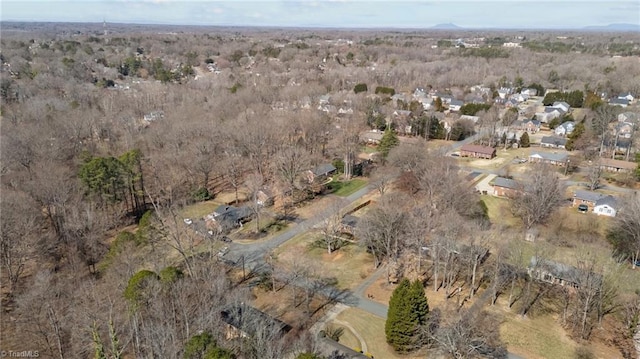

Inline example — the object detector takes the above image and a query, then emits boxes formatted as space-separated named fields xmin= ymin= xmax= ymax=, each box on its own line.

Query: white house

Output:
xmin=536 ymin=107 xmax=563 ymax=123
xmin=618 ymin=112 xmax=638 ymax=123
xmin=617 ymin=92 xmax=635 ymax=102
xmin=449 ymin=99 xmax=464 ymax=112
xmin=593 ymin=196 xmax=617 ymax=217
xmin=554 ymin=121 xmax=575 ymax=137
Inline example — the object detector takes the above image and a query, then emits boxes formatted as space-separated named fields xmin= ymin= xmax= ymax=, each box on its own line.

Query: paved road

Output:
xmin=224 ymin=183 xmax=375 ymax=271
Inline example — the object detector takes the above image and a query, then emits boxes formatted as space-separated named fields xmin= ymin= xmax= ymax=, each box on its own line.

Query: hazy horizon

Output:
xmin=2 ymin=1 xmax=639 ymax=30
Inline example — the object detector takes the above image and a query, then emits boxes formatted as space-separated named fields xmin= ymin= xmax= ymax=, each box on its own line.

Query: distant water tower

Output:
xmin=103 ymin=18 xmax=108 ymax=36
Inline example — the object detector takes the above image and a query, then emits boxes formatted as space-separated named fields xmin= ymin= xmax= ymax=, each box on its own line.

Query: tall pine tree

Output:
xmin=385 ymin=278 xmax=429 ymax=352
xmin=519 ymin=132 xmax=530 ymax=148
xmin=378 ymin=127 xmax=399 ymax=158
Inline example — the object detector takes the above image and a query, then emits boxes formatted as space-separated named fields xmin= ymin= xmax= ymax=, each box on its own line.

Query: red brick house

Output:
xmin=460 ymin=144 xmax=496 ymax=159
xmin=599 ymin=158 xmax=636 ymax=173
xmin=492 ymin=177 xmax=520 ymax=197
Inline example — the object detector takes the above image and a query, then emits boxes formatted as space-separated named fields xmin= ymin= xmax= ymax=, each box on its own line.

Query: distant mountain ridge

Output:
xmin=430 ymin=23 xmax=462 ymax=29
xmin=582 ymin=23 xmax=640 ymax=31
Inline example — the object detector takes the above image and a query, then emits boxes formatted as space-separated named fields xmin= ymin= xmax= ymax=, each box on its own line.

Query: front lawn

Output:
xmin=327 ymin=179 xmax=368 ymax=197
xmin=275 ymin=233 xmax=374 ymax=289
xmin=333 ymin=308 xmax=423 ymax=359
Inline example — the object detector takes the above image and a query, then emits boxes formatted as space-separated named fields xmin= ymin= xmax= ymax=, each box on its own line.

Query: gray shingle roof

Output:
xmin=540 ymin=136 xmax=567 ymax=147
xmin=312 ymin=163 xmax=337 ymax=177
xmin=493 ymin=177 xmax=519 ymax=189
xmin=574 ymin=190 xmax=605 ymax=203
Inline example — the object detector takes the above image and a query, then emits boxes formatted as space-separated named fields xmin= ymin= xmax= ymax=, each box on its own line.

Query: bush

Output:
xmin=159 ymin=266 xmax=183 ymax=285
xmin=192 ymin=187 xmax=211 ymax=202
xmin=374 ymin=86 xmax=395 ymax=96
xmin=354 ymin=83 xmax=368 ymax=94
xmin=123 ymin=270 xmax=159 ymax=306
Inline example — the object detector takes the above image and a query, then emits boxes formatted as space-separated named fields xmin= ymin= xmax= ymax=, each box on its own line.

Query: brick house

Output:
xmin=460 ymin=144 xmax=496 ymax=159
xmin=599 ymin=158 xmax=637 ymax=173
xmin=492 ymin=177 xmax=520 ymax=197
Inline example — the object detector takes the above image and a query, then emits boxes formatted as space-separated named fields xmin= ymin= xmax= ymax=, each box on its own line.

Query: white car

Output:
xmin=183 ymin=218 xmax=193 ymax=225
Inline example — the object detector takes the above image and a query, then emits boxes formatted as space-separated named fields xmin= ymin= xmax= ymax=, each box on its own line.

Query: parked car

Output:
xmin=183 ymin=218 xmax=193 ymax=225
xmin=577 ymin=204 xmax=589 ymax=213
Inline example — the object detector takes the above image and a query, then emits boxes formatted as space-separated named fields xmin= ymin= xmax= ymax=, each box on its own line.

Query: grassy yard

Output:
xmin=333 ymin=308 xmax=423 ymax=359
xmin=179 ymin=200 xmax=224 ymax=219
xmin=327 ymin=178 xmax=368 ymax=197
xmin=497 ymin=310 xmax=577 ymax=359
xmin=275 ymin=233 xmax=374 ymax=289
xmin=480 ymin=195 xmax=521 ymax=228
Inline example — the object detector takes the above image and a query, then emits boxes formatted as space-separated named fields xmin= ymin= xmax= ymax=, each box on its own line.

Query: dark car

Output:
xmin=577 ymin=204 xmax=589 ymax=213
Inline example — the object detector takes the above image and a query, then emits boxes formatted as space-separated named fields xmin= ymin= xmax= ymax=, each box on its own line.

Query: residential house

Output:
xmin=540 ymin=136 xmax=567 ymax=149
xmin=439 ymin=94 xmax=453 ymax=104
xmin=221 ymin=304 xmax=291 ymax=341
xmin=391 ymin=93 xmax=410 ymax=105
xmin=413 ymin=87 xmax=427 ymax=99
xmin=554 ymin=121 xmax=575 ymax=137
xmin=599 ymin=158 xmax=637 ymax=173
xmin=449 ymin=99 xmax=464 ymax=112
xmin=552 ymin=101 xmax=571 ymax=113
xmin=536 ymin=107 xmax=563 ymax=123
xmin=318 ymin=94 xmax=331 ymax=105
xmin=528 ymin=257 xmax=602 ymax=289
xmin=522 ymin=119 xmax=541 ymax=133
xmin=513 ymin=93 xmax=529 ymax=102
xmin=521 ymin=88 xmax=538 ymax=96
xmin=594 ymin=196 xmax=617 ymax=217
xmin=306 ymin=163 xmax=337 ymax=183
xmin=505 ymin=98 xmax=519 ymax=108
xmin=497 ymin=87 xmax=512 ymax=99
xmin=418 ymin=96 xmax=434 ymax=110
xmin=207 ymin=205 xmax=253 ymax=231
xmin=617 ymin=92 xmax=635 ymax=102
xmin=572 ymin=190 xmax=617 ymax=216
xmin=360 ymin=131 xmax=383 ymax=144
xmin=492 ymin=177 xmax=520 ymax=197
xmin=460 ymin=144 xmax=496 ymax=159
xmin=618 ymin=112 xmax=638 ymax=123
xmin=613 ymin=121 xmax=634 ymax=139
xmin=528 ymin=151 xmax=568 ymax=166
xmin=610 ymin=98 xmax=630 ymax=107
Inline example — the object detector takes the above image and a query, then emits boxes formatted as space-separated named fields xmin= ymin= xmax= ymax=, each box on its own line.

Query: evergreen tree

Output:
xmin=385 ymin=278 xmax=430 ymax=352
xmin=519 ymin=132 xmax=530 ymax=148
xmin=378 ymin=127 xmax=399 ymax=158
xmin=407 ymin=280 xmax=429 ymax=326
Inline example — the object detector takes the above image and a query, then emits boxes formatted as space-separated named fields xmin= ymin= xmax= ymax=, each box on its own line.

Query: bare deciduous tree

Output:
xmin=511 ymin=164 xmax=565 ymax=229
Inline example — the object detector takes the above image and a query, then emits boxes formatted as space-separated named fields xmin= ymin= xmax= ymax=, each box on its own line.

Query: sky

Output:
xmin=1 ymin=0 xmax=639 ymax=29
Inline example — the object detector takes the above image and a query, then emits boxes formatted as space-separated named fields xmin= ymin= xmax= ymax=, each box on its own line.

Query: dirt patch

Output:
xmin=322 ymin=251 xmax=345 ymax=262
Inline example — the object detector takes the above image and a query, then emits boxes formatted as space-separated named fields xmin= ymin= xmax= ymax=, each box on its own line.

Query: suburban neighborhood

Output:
xmin=1 ymin=17 xmax=640 ymax=359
